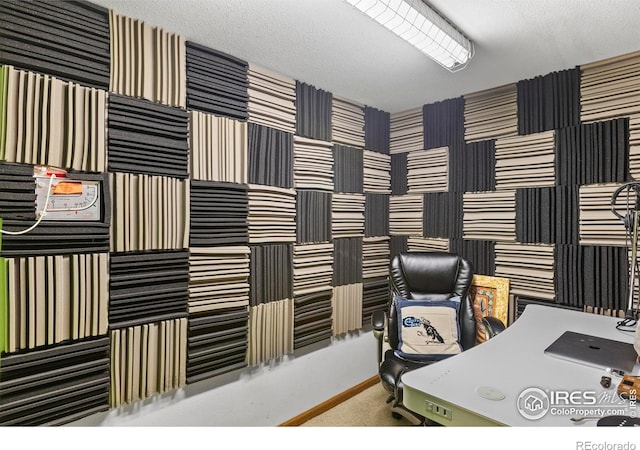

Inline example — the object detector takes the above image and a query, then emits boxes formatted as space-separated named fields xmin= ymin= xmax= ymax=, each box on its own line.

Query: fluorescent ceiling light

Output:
xmin=345 ymin=0 xmax=474 ymax=72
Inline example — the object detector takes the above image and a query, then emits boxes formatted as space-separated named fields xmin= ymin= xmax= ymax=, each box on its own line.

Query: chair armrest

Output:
xmin=371 ymin=310 xmax=387 ymax=332
xmin=482 ymin=316 xmax=506 ymax=339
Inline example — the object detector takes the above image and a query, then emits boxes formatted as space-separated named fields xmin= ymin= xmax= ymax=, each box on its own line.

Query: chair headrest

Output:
xmin=390 ymin=252 xmax=473 ymax=299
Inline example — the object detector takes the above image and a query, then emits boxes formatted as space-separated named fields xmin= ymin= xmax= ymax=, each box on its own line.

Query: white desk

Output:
xmin=401 ymin=304 xmax=640 ymax=426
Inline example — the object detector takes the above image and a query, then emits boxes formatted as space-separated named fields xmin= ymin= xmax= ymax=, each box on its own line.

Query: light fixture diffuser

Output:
xmin=345 ymin=0 xmax=474 ymax=72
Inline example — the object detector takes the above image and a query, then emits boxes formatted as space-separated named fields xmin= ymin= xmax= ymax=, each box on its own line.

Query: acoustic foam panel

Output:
xmin=391 ymin=153 xmax=408 ymax=195
xmin=0 ymin=65 xmax=106 ymax=172
xmin=110 ymin=172 xmax=188 ymax=252
xmin=407 ymin=237 xmax=449 ymax=252
xmin=331 ymin=96 xmax=365 ymax=148
xmin=1 ymin=169 xmax=111 ymax=257
xmin=185 ymin=41 xmax=248 ymax=120
xmin=247 ymin=299 xmax=293 ymax=367
xmin=189 ymin=111 xmax=248 ymax=184
xmin=109 ymin=250 xmax=189 ymax=329
xmin=110 ymin=318 xmax=187 ymax=407
xmin=495 ymin=242 xmax=555 ymax=301
xmin=189 ymin=180 xmax=248 ymax=247
xmin=333 ymin=144 xmax=363 ymax=194
xmin=247 ymin=64 xmax=296 ymax=134
xmin=293 ymin=136 xmax=334 ymax=191
xmin=389 ymin=194 xmax=423 ymax=236
xmin=187 ymin=307 xmax=249 ymax=383
xmin=362 ymin=236 xmax=389 ymax=280
xmin=0 ymin=0 xmax=110 ymax=89
xmin=448 ymin=141 xmax=496 ymax=194
xmin=362 ymin=278 xmax=389 ymax=328
xmin=581 ymin=50 xmax=640 ymax=123
xmin=109 ymin=11 xmax=186 ymax=108
xmin=248 ymin=122 xmax=293 ymax=188
xmin=293 ymin=243 xmax=333 ymax=297
xmin=331 ymin=283 xmax=363 ymax=335
xmin=578 ymin=182 xmax=634 ymax=246
xmin=517 ymin=67 xmax=581 ymax=135
xmin=332 ymin=193 xmax=365 ymax=239
xmin=464 ymin=84 xmax=518 ymax=143
xmin=423 ymin=192 xmax=463 ymax=239
xmin=107 ymin=94 xmax=189 ymax=179
xmin=463 ymin=190 xmax=516 ymax=241
xmin=516 ymin=186 xmax=579 ymax=245
xmin=390 ymin=107 xmax=423 ymax=154
xmin=407 ymin=147 xmax=448 ymax=193
xmin=364 ymin=106 xmax=390 ymax=154
xmin=629 ymin=114 xmax=640 ymax=180
xmin=333 ymin=237 xmax=362 ymax=286
xmin=365 ymin=193 xmax=389 ymax=237
xmin=555 ymin=244 xmax=628 ymax=312
xmin=295 ymin=81 xmax=332 ymax=142
xmin=363 ymin=149 xmax=391 ymax=194
xmin=0 ymin=162 xmax=35 ymax=222
xmin=296 ymin=190 xmax=332 ymax=244
xmin=188 ymin=246 xmax=250 ymax=314
xmin=3 ymin=253 xmax=108 ymax=354
xmin=423 ymin=97 xmax=465 ymax=149
xmin=449 ymin=239 xmax=495 ymax=277
xmin=389 ymin=235 xmax=408 ymax=261
xmin=247 ymin=298 xmax=293 ymax=366
xmin=0 ymin=336 xmax=110 ymax=426
xmin=250 ymin=244 xmax=293 ymax=306
xmin=555 ymin=118 xmax=630 ymax=186
xmin=495 ymin=131 xmax=555 ymax=189
xmin=294 ymin=289 xmax=333 ymax=350
xmin=247 ymin=185 xmax=296 ymax=243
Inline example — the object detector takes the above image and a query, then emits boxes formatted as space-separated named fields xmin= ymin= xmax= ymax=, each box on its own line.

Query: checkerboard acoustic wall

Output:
xmin=390 ymin=49 xmax=640 ymax=319
xmin=3 ymin=0 xmax=640 ymax=426
xmin=0 ymin=1 xmax=390 ymax=424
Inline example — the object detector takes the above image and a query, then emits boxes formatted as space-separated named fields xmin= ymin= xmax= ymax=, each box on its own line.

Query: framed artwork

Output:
xmin=469 ymin=274 xmax=510 ymax=344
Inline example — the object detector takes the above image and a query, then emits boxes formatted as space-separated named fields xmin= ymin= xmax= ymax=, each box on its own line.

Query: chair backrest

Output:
xmin=388 ymin=252 xmax=477 ymax=352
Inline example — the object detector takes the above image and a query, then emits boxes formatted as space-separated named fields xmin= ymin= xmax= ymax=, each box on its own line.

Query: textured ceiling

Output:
xmin=92 ymin=0 xmax=640 ymax=113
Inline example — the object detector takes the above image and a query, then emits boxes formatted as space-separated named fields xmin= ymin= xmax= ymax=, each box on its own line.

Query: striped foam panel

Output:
xmin=365 ymin=193 xmax=389 ymax=237
xmin=389 ymin=194 xmax=423 ymax=236
xmin=448 ymin=141 xmax=495 ymax=193
xmin=362 ymin=236 xmax=389 ymax=280
xmin=295 ymin=81 xmax=332 ymax=142
xmin=331 ymin=283 xmax=363 ymax=335
xmin=109 ymin=250 xmax=189 ymax=328
xmin=423 ymin=192 xmax=463 ymax=239
xmin=107 ymin=94 xmax=189 ymax=179
xmin=407 ymin=147 xmax=448 ymax=193
xmin=449 ymin=239 xmax=496 ymax=277
xmin=363 ymin=150 xmax=391 ymax=194
xmin=391 ymin=153 xmax=408 ymax=195
xmin=0 ymin=336 xmax=110 ymax=426
xmin=189 ymin=180 xmax=248 ymax=247
xmin=333 ymin=144 xmax=364 ymax=193
xmin=247 ymin=185 xmax=296 ymax=244
xmin=423 ymin=97 xmax=465 ymax=149
xmin=248 ymin=122 xmax=293 ymax=188
xmin=296 ymin=190 xmax=332 ymax=244
xmin=185 ymin=41 xmax=248 ymax=120
xmin=495 ymin=131 xmax=555 ymax=189
xmin=516 ymin=186 xmax=579 ymax=245
xmin=463 ymin=190 xmax=516 ymax=241
xmin=0 ymin=0 xmax=110 ymax=89
xmin=333 ymin=237 xmax=362 ymax=287
xmin=495 ymin=242 xmax=556 ymax=301
xmin=293 ymin=136 xmax=334 ymax=191
xmin=332 ymin=96 xmax=365 ymax=148
xmin=390 ymin=107 xmax=423 ymax=154
xmin=407 ymin=237 xmax=449 ymax=252
xmin=364 ymin=106 xmax=390 ymax=154
xmin=362 ymin=277 xmax=389 ymax=327
xmin=247 ymin=64 xmax=296 ymax=134
xmin=332 ymin=193 xmax=365 ymax=239
xmin=464 ymin=84 xmax=518 ymax=143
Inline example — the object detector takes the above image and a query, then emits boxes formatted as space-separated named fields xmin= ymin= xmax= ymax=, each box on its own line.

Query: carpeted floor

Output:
xmin=299 ymin=383 xmax=414 ymax=427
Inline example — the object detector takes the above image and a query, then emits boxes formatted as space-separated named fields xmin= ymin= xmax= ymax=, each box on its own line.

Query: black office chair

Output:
xmin=371 ymin=251 xmax=505 ymax=425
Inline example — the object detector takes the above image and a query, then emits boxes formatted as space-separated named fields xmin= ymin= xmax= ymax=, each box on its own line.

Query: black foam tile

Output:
xmin=186 ymin=41 xmax=249 ymax=120
xmin=107 ymin=94 xmax=189 ymax=178
xmin=109 ymin=250 xmax=189 ymax=328
xmin=0 ymin=0 xmax=110 ymax=89
xmin=189 ymin=181 xmax=249 ymax=247
xmin=296 ymin=81 xmax=332 ymax=142
xmin=248 ymin=123 xmax=293 ymax=188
